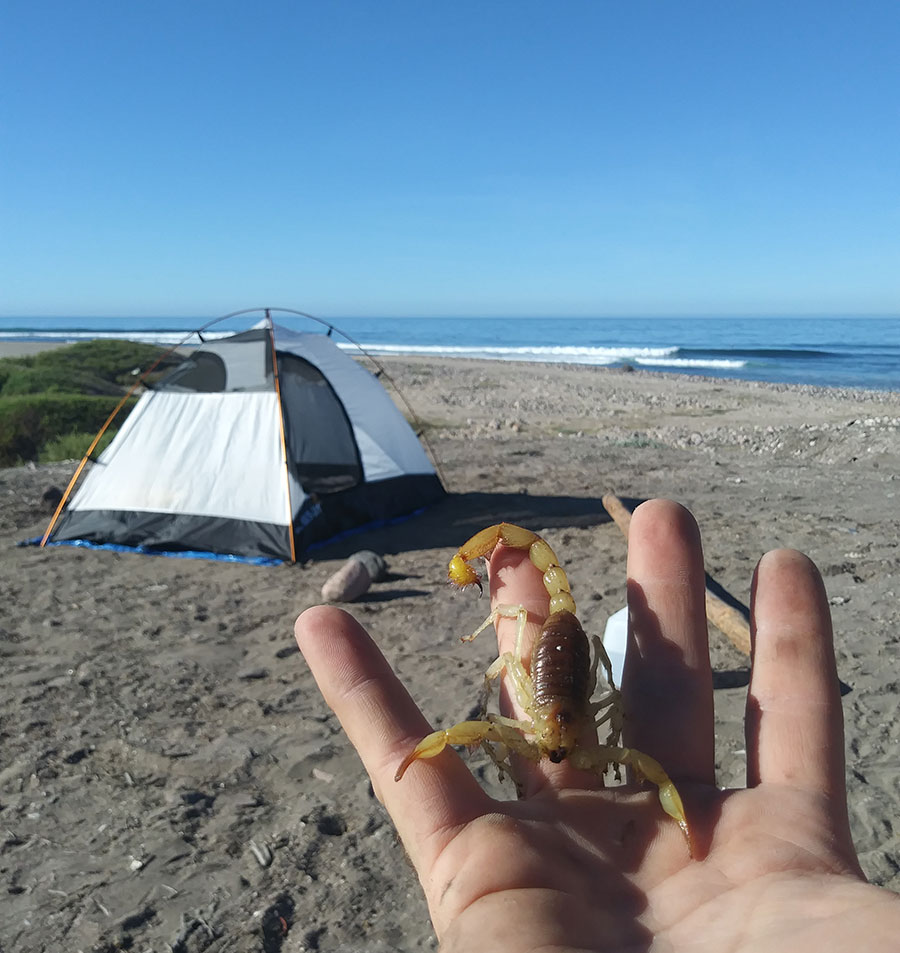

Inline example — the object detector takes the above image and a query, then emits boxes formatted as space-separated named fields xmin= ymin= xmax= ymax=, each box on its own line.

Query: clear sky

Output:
xmin=2 ymin=0 xmax=898 ymax=318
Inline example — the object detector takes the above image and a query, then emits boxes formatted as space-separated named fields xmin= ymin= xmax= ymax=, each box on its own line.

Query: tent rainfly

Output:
xmin=44 ymin=323 xmax=445 ymax=561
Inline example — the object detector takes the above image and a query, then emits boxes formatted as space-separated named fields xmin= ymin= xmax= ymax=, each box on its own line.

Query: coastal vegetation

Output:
xmin=0 ymin=340 xmax=175 ymax=466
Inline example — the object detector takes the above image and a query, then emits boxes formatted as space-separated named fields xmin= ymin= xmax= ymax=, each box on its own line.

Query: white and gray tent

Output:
xmin=45 ymin=321 xmax=445 ymax=561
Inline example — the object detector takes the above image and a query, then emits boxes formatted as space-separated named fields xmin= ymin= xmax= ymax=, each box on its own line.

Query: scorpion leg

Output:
xmin=475 ymin=601 xmax=537 ymax=711
xmin=478 ymin=635 xmax=538 ymax=792
xmin=485 ymin=647 xmax=535 ymax=712
xmin=483 ymin=717 xmax=547 ymax=797
xmin=395 ymin=721 xmax=497 ymax=781
xmin=591 ymin=692 xmax=623 ymax=745
xmin=573 ymin=744 xmax=691 ymax=849
xmin=590 ymin=632 xmax=618 ymax=691
xmin=461 ymin=610 xmax=498 ymax=644
xmin=588 ymin=698 xmax=624 ymax=780
xmin=461 ymin=602 xmax=529 ymax=645
xmin=394 ymin=717 xmax=540 ymax=782
xmin=588 ymin=634 xmax=624 ymax=751
xmin=591 ymin=698 xmax=619 ymax=729
xmin=467 ymin=603 xmax=535 ymax=715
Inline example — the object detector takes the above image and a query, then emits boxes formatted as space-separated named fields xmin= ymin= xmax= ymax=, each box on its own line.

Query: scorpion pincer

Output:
xmin=395 ymin=522 xmax=691 ymax=849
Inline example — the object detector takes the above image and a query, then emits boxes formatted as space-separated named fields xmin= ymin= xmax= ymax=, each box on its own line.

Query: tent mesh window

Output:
xmin=278 ymin=353 xmax=363 ymax=494
xmin=155 ymin=351 xmax=228 ymax=392
xmin=154 ymin=329 xmax=272 ymax=393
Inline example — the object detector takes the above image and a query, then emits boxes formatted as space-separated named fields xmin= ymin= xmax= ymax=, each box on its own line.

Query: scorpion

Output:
xmin=394 ymin=522 xmax=690 ymax=847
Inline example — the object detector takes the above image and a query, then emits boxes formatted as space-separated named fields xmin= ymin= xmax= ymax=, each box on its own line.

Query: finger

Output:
xmin=482 ymin=542 xmax=548 ymax=795
xmin=746 ymin=550 xmax=848 ymax=813
xmin=295 ymin=605 xmax=490 ymax=871
xmin=623 ymin=499 xmax=715 ymax=785
xmin=486 ymin=537 xmax=606 ymax=795
xmin=485 ymin=541 xmax=547 ymax=675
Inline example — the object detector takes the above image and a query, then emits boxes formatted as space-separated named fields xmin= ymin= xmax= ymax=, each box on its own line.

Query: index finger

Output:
xmin=294 ymin=605 xmax=490 ymax=872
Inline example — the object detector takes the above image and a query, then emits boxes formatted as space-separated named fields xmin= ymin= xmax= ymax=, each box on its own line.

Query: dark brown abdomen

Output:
xmin=531 ymin=610 xmax=591 ymax=711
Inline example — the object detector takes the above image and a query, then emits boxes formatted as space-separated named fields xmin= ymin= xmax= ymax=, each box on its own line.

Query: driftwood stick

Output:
xmin=601 ymin=493 xmax=752 ymax=656
xmin=703 ymin=592 xmax=753 ymax=655
xmin=601 ymin=492 xmax=635 ymax=540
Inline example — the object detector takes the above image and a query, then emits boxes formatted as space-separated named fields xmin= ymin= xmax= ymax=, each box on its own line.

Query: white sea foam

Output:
xmin=0 ymin=330 xmax=233 ymax=346
xmin=340 ymin=342 xmax=679 ymax=364
xmin=0 ymin=332 xmax=749 ymax=373
xmin=634 ymin=357 xmax=747 ymax=369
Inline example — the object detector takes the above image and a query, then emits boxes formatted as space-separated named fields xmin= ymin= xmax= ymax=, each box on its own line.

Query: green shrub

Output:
xmin=1 ymin=365 xmax=74 ymax=396
xmin=27 ymin=339 xmax=175 ymax=385
xmin=39 ymin=429 xmax=117 ymax=463
xmin=0 ymin=339 xmax=177 ymax=399
xmin=2 ymin=364 xmax=130 ymax=397
xmin=0 ymin=394 xmax=136 ymax=466
xmin=0 ymin=339 xmax=179 ymax=465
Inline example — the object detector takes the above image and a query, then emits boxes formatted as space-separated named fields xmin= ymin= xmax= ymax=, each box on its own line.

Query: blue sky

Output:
xmin=1 ymin=0 xmax=898 ymax=318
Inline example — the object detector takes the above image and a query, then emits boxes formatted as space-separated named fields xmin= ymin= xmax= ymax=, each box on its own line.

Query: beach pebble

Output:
xmin=321 ymin=551 xmax=386 ymax=602
xmin=321 ymin=558 xmax=371 ymax=602
xmin=350 ymin=550 xmax=387 ymax=581
xmin=249 ymin=840 xmax=273 ymax=868
xmin=238 ymin=667 xmax=270 ymax=680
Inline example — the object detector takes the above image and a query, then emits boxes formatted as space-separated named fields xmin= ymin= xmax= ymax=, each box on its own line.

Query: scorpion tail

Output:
xmin=448 ymin=554 xmax=482 ymax=592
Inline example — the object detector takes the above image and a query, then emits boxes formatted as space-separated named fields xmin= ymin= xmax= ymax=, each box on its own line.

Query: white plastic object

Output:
xmin=602 ymin=606 xmax=628 ymax=687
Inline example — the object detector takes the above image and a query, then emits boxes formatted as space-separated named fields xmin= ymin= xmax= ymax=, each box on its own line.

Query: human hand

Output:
xmin=295 ymin=499 xmax=900 ymax=951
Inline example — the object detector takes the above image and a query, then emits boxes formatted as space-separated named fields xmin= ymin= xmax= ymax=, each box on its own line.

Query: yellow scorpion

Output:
xmin=395 ymin=522 xmax=690 ymax=847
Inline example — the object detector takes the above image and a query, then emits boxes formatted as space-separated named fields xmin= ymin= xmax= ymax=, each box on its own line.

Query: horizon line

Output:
xmin=2 ymin=312 xmax=900 ymax=322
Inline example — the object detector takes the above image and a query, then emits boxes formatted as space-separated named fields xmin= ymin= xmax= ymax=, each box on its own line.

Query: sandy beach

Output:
xmin=2 ymin=355 xmax=899 ymax=951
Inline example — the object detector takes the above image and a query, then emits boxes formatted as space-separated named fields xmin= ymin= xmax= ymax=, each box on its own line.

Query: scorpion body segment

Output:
xmin=531 ymin=610 xmax=592 ymax=709
xmin=397 ymin=522 xmax=691 ymax=851
xmin=530 ymin=610 xmax=592 ymax=763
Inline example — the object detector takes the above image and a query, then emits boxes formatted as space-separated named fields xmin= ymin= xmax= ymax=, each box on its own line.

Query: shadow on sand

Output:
xmin=305 ymin=491 xmax=645 ymax=561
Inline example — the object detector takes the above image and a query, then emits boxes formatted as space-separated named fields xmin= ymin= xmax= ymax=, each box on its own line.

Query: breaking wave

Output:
xmin=342 ymin=342 xmax=680 ymax=365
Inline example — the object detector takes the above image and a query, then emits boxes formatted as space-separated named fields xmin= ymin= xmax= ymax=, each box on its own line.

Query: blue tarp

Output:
xmin=21 ymin=504 xmax=429 ymax=565
xmin=20 ymin=537 xmax=283 ymax=566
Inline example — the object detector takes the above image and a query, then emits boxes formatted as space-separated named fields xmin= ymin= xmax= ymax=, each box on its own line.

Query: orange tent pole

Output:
xmin=267 ymin=313 xmax=297 ymax=563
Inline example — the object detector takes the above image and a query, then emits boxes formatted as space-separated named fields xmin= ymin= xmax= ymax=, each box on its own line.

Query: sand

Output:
xmin=0 ymin=343 xmax=72 ymax=358
xmin=1 ymin=355 xmax=899 ymax=951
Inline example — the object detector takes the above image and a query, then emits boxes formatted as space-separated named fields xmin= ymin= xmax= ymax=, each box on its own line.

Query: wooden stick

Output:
xmin=601 ymin=492 xmax=635 ymax=540
xmin=601 ymin=493 xmax=752 ymax=656
xmin=703 ymin=592 xmax=752 ymax=656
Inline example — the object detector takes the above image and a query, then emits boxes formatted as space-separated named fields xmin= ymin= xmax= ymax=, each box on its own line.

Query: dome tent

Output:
xmin=42 ymin=313 xmax=445 ymax=561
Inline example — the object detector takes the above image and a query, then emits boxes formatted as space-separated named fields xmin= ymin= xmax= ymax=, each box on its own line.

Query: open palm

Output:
xmin=295 ymin=500 xmax=900 ymax=951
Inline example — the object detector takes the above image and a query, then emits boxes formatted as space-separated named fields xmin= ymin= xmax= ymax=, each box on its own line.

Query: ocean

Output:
xmin=1 ymin=314 xmax=898 ymax=392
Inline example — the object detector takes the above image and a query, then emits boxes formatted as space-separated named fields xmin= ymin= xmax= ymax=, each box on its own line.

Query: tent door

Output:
xmin=277 ymin=353 xmax=363 ymax=494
